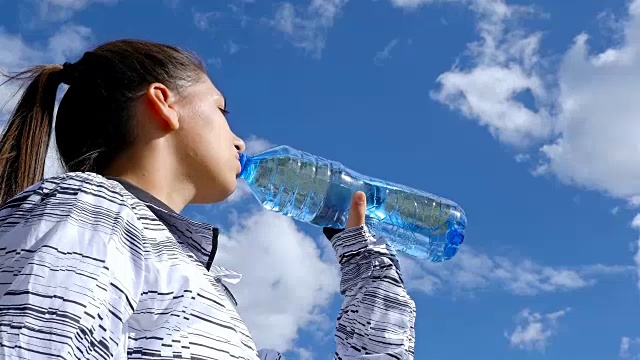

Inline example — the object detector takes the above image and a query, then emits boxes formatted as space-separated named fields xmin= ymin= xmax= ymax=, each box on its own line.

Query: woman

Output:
xmin=0 ymin=39 xmax=416 ymax=359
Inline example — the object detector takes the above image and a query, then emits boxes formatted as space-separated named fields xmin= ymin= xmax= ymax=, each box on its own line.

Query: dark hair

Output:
xmin=0 ymin=39 xmax=205 ymax=204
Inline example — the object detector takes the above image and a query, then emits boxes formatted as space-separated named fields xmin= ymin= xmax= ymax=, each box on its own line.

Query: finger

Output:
xmin=346 ymin=191 xmax=367 ymax=229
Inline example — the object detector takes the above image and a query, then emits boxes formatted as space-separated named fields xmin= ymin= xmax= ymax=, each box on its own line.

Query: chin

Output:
xmin=192 ymin=180 xmax=236 ymax=204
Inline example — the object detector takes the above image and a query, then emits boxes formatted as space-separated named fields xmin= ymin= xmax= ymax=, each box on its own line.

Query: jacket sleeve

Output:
xmin=257 ymin=349 xmax=286 ymax=359
xmin=324 ymin=225 xmax=416 ymax=359
xmin=0 ymin=200 xmax=146 ymax=359
xmin=255 ymin=225 xmax=415 ymax=360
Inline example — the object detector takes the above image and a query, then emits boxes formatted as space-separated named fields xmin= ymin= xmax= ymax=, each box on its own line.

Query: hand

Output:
xmin=346 ymin=191 xmax=367 ymax=229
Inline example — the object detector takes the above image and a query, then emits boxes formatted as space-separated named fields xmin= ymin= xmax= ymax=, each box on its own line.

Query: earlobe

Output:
xmin=146 ymin=83 xmax=180 ymax=131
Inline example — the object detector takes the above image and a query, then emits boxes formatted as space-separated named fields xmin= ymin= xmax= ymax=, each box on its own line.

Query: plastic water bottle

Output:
xmin=238 ymin=145 xmax=467 ymax=262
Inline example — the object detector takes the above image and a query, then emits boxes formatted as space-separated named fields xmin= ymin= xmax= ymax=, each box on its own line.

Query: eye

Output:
xmin=219 ymin=107 xmax=229 ymax=115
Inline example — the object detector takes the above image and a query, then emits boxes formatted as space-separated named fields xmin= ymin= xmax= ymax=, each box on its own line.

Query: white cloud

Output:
xmin=0 ymin=25 xmax=92 ymax=178
xmin=193 ymin=11 xmax=223 ymax=31
xmin=374 ymin=38 xmax=400 ymax=66
xmin=536 ymin=7 xmax=640 ymax=200
xmin=431 ymin=0 xmax=551 ymax=147
xmin=401 ymin=248 xmax=634 ymax=296
xmin=631 ymin=215 xmax=640 ymax=290
xmin=634 ymin=239 xmax=640 ymax=290
xmin=34 ymin=0 xmax=117 ymax=21
xmin=411 ymin=0 xmax=640 ymax=290
xmin=620 ymin=337 xmax=640 ymax=359
xmin=44 ymin=102 xmax=66 ymax=178
xmin=506 ymin=308 xmax=570 ymax=351
xmin=47 ymin=25 xmax=93 ymax=63
xmin=389 ymin=0 xmax=443 ymax=9
xmin=225 ymin=182 xmax=251 ymax=204
xmin=292 ymin=347 xmax=314 ymax=360
xmin=207 ymin=56 xmax=222 ymax=69
xmin=429 ymin=0 xmax=640 ymax=201
xmin=225 ymin=40 xmax=242 ymax=55
xmin=215 ymin=209 xmax=340 ymax=351
xmin=244 ymin=135 xmax=275 ymax=155
xmin=0 ymin=34 xmax=38 ymax=116
xmin=228 ymin=0 xmax=255 ymax=28
xmin=0 ymin=25 xmax=92 ymax=118
xmin=273 ymin=0 xmax=349 ymax=57
xmin=191 ymin=0 xmax=255 ymax=32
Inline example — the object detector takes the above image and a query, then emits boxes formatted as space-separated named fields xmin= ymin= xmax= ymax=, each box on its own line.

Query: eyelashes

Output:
xmin=219 ymin=108 xmax=229 ymax=115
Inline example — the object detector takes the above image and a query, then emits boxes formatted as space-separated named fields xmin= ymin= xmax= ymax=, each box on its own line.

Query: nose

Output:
xmin=234 ymin=136 xmax=246 ymax=153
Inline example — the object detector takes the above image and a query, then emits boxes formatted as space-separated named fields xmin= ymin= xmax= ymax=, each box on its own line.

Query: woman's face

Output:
xmin=174 ymin=74 xmax=245 ymax=204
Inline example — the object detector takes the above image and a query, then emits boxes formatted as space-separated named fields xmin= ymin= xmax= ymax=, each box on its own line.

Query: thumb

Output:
xmin=346 ymin=191 xmax=367 ymax=229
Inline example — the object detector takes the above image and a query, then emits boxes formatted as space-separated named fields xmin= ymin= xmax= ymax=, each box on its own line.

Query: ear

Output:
xmin=145 ymin=83 xmax=180 ymax=131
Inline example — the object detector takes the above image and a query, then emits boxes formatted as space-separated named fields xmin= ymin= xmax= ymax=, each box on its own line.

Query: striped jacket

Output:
xmin=0 ymin=172 xmax=416 ymax=359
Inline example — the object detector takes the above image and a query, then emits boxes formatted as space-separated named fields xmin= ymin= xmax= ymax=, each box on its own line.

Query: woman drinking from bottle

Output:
xmin=0 ymin=39 xmax=416 ymax=360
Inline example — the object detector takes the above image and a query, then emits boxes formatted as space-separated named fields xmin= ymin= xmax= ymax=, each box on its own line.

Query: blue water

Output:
xmin=239 ymin=146 xmax=467 ymax=262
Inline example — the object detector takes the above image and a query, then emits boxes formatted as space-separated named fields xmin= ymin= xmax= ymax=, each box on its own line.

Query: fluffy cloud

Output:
xmin=398 ymin=0 xmax=640 ymax=290
xmin=273 ymin=0 xmax=349 ymax=57
xmin=428 ymin=0 xmax=640 ymax=202
xmin=505 ymin=308 xmax=570 ymax=351
xmin=214 ymin=209 xmax=340 ymax=352
xmin=401 ymin=248 xmax=634 ymax=296
xmin=537 ymin=1 xmax=640 ymax=201
xmin=272 ymin=0 xmax=640 ymax=210
xmin=431 ymin=0 xmax=552 ymax=146
xmin=191 ymin=0 xmax=256 ymax=34
xmin=388 ymin=0 xmax=449 ymax=9
xmin=620 ymin=337 xmax=640 ymax=359
xmin=292 ymin=348 xmax=314 ymax=360
xmin=630 ymin=215 xmax=640 ymax=290
xmin=34 ymin=0 xmax=117 ymax=21
xmin=0 ymin=25 xmax=92 ymax=118
xmin=243 ymin=135 xmax=275 ymax=155
xmin=0 ymin=25 xmax=92 ymax=177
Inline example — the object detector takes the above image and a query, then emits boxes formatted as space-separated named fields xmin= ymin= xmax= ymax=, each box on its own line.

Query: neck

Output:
xmin=103 ymin=144 xmax=195 ymax=213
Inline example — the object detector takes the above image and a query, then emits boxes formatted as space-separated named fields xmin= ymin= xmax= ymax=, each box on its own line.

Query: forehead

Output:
xmin=199 ymin=76 xmax=225 ymax=107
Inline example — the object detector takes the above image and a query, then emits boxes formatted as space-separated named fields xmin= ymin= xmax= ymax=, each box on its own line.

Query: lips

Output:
xmin=236 ymin=153 xmax=246 ymax=179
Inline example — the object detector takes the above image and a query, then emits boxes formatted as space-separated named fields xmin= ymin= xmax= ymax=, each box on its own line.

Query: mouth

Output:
xmin=236 ymin=153 xmax=247 ymax=179
xmin=236 ymin=158 xmax=242 ymax=177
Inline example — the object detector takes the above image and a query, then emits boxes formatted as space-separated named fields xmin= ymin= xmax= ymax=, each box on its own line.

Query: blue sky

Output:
xmin=1 ymin=0 xmax=640 ymax=359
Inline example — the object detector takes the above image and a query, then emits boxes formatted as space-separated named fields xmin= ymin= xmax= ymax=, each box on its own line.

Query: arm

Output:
xmin=254 ymin=225 xmax=415 ymax=360
xmin=324 ymin=225 xmax=416 ymax=359
xmin=256 ymin=192 xmax=415 ymax=360
xmin=0 ymin=204 xmax=146 ymax=359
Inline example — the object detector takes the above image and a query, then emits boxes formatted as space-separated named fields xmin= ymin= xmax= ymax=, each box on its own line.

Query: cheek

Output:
xmin=198 ymin=124 xmax=231 ymax=166
xmin=182 ymin=106 xmax=232 ymax=161
xmin=179 ymin=128 xmax=218 ymax=169
xmin=187 ymin=110 xmax=220 ymax=150
xmin=205 ymin=115 xmax=234 ymax=150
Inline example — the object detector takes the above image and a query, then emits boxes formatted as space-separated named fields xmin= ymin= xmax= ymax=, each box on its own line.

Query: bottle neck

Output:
xmin=238 ymin=153 xmax=250 ymax=180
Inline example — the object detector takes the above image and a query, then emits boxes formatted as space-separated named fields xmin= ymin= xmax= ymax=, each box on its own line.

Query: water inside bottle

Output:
xmin=240 ymin=150 xmax=466 ymax=261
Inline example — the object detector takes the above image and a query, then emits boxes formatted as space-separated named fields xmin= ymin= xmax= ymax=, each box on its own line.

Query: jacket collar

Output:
xmin=107 ymin=177 xmax=221 ymax=271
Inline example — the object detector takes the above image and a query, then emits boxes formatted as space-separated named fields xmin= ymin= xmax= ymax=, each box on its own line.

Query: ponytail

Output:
xmin=0 ymin=65 xmax=63 ymax=204
xmin=0 ymin=40 xmax=205 ymax=205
